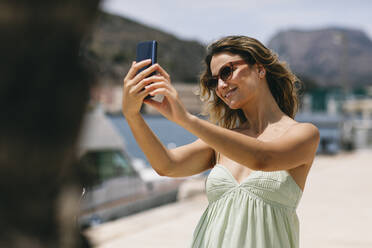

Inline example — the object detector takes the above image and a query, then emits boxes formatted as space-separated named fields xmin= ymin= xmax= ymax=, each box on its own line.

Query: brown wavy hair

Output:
xmin=198 ymin=35 xmax=300 ymax=129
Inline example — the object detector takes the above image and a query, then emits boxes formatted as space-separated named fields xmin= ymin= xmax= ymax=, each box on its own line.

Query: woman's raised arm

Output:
xmin=122 ymin=61 xmax=214 ymax=177
xmin=181 ymin=116 xmax=319 ymax=172
xmin=125 ymin=114 xmax=214 ymax=177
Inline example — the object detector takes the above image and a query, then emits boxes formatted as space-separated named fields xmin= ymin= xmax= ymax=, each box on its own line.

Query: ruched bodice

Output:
xmin=191 ymin=164 xmax=303 ymax=248
xmin=206 ymin=164 xmax=302 ymax=209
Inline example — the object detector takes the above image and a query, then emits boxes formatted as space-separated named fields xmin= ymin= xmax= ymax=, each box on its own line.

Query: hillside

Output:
xmin=82 ymin=11 xmax=206 ymax=85
xmin=83 ymin=13 xmax=372 ymax=89
xmin=268 ymin=27 xmax=372 ymax=88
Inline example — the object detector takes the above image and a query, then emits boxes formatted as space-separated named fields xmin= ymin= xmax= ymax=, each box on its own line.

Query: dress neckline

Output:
xmin=215 ymin=164 xmax=303 ymax=193
xmin=215 ymin=164 xmax=257 ymax=186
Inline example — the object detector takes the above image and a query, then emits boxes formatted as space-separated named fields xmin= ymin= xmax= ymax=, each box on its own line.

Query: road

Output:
xmin=85 ymin=150 xmax=372 ymax=248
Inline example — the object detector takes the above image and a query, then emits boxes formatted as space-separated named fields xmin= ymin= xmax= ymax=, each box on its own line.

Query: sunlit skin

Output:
xmin=121 ymin=42 xmax=319 ymax=248
xmin=210 ymin=52 xmax=289 ymax=135
xmin=208 ymin=52 xmax=316 ymax=186
xmin=122 ymin=56 xmax=319 ymax=192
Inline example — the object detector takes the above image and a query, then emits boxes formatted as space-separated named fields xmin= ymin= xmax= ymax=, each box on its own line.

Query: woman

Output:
xmin=122 ymin=36 xmax=319 ymax=248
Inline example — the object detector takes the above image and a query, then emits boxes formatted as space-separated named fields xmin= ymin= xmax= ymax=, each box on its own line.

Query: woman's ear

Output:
xmin=257 ymin=64 xmax=266 ymax=78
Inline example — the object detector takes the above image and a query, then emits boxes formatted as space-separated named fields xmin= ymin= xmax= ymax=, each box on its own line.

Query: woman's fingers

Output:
xmin=133 ymin=75 xmax=166 ymax=94
xmin=123 ymin=61 xmax=137 ymax=82
xmin=145 ymin=81 xmax=174 ymax=96
xmin=154 ymin=64 xmax=171 ymax=81
xmin=148 ymin=87 xmax=171 ymax=98
xmin=125 ymin=62 xmax=171 ymax=90
xmin=124 ymin=59 xmax=151 ymax=83
xmin=123 ymin=61 xmax=174 ymax=105
xmin=143 ymin=98 xmax=163 ymax=108
xmin=132 ymin=62 xmax=159 ymax=84
xmin=122 ymin=61 xmax=174 ymax=118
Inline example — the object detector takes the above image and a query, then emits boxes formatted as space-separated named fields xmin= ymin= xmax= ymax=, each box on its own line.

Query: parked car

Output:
xmin=77 ymin=107 xmax=183 ymax=228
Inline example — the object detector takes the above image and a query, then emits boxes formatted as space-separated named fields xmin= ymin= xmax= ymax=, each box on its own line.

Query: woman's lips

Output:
xmin=225 ymin=88 xmax=237 ymax=98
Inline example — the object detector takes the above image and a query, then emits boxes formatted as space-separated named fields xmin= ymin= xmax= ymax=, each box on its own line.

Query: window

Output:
xmin=80 ymin=150 xmax=136 ymax=184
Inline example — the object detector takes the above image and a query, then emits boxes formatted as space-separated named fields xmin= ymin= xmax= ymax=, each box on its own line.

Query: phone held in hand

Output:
xmin=136 ymin=40 xmax=157 ymax=74
xmin=136 ymin=40 xmax=158 ymax=99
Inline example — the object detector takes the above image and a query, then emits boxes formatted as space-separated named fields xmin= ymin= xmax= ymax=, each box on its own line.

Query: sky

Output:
xmin=101 ymin=0 xmax=372 ymax=45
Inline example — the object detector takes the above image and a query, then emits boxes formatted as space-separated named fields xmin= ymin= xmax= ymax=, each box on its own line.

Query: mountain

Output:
xmin=84 ymin=13 xmax=372 ymax=89
xmin=268 ymin=27 xmax=372 ymax=88
xmin=82 ymin=11 xmax=206 ymax=85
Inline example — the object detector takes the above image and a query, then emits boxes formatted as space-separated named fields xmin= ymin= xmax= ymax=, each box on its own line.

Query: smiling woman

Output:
xmin=199 ymin=36 xmax=300 ymax=129
xmin=121 ymin=35 xmax=319 ymax=248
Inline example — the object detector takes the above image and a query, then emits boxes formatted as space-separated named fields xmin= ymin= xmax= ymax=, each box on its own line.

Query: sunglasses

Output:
xmin=206 ymin=60 xmax=247 ymax=90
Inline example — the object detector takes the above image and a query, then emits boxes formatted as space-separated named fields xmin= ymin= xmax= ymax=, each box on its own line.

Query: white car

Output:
xmin=77 ymin=107 xmax=183 ymax=228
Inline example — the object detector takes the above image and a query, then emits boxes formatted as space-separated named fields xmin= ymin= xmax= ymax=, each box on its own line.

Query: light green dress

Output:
xmin=191 ymin=164 xmax=303 ymax=248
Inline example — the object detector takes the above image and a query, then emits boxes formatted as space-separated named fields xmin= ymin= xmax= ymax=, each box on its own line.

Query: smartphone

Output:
xmin=136 ymin=40 xmax=157 ymax=74
xmin=136 ymin=40 xmax=158 ymax=99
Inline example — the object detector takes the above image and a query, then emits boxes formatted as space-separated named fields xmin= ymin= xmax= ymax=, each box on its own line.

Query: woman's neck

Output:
xmin=240 ymin=89 xmax=285 ymax=135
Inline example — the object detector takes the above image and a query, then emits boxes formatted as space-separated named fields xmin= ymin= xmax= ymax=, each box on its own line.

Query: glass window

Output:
xmin=80 ymin=150 xmax=136 ymax=184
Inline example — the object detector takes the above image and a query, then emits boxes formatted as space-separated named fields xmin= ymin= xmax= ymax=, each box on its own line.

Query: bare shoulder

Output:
xmin=282 ymin=122 xmax=320 ymax=155
xmin=289 ymin=122 xmax=320 ymax=140
xmin=275 ymin=117 xmax=319 ymax=143
xmin=286 ymin=123 xmax=319 ymax=180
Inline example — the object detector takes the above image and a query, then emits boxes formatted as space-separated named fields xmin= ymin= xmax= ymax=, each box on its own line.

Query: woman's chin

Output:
xmin=227 ymin=101 xmax=241 ymax=109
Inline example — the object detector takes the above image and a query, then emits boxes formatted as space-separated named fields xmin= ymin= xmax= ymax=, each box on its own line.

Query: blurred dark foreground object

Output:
xmin=0 ymin=0 xmax=101 ymax=247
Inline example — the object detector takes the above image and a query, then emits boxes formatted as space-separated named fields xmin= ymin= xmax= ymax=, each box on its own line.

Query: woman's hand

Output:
xmin=143 ymin=64 xmax=191 ymax=126
xmin=122 ymin=59 xmax=161 ymax=118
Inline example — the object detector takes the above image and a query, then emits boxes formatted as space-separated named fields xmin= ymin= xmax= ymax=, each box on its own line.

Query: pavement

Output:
xmin=84 ymin=150 xmax=372 ymax=248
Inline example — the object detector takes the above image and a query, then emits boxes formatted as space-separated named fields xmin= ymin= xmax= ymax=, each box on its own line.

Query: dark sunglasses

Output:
xmin=206 ymin=60 xmax=247 ymax=90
